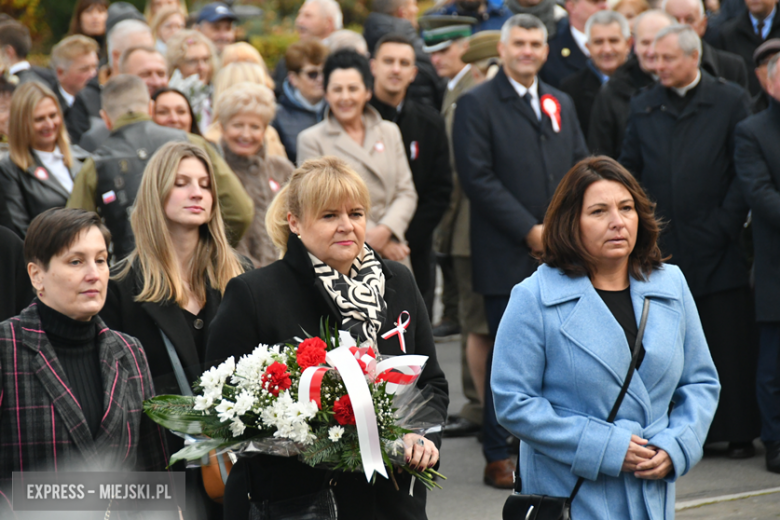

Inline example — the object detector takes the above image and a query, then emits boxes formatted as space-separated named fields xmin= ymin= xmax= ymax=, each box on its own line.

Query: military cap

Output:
xmin=461 ymin=30 xmax=501 ymax=64
xmin=420 ymin=15 xmax=476 ymax=53
xmin=754 ymin=38 xmax=780 ymax=66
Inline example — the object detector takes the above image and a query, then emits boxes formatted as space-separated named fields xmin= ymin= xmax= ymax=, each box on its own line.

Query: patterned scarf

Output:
xmin=310 ymin=245 xmax=387 ymax=345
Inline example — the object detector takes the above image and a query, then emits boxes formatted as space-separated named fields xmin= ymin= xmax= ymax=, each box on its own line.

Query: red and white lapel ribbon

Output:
xmin=298 ymin=341 xmax=428 ymax=482
xmin=541 ymin=94 xmax=562 ymax=133
xmin=381 ymin=311 xmax=411 ymax=353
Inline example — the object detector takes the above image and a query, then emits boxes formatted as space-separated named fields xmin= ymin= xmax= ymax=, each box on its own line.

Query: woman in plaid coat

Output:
xmin=0 ymin=209 xmax=168 ymax=510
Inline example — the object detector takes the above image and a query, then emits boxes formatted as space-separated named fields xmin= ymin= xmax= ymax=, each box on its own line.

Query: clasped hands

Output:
xmin=622 ymin=434 xmax=673 ymax=480
xmin=366 ymin=225 xmax=410 ymax=261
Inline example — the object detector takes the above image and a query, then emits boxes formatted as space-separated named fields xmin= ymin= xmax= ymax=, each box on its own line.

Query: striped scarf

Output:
xmin=310 ymin=245 xmax=387 ymax=345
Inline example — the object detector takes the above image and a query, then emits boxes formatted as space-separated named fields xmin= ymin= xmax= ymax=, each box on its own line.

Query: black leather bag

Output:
xmin=502 ymin=298 xmax=651 ymax=520
xmin=249 ymin=489 xmax=338 ymax=520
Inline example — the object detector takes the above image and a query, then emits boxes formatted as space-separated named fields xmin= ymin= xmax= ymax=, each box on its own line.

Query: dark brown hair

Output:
xmin=540 ymin=156 xmax=665 ymax=280
xmin=25 ymin=208 xmax=111 ymax=270
xmin=374 ymin=33 xmax=414 ymax=57
xmin=0 ymin=21 xmax=32 ymax=59
xmin=68 ymin=0 xmax=109 ymax=36
xmin=286 ymin=39 xmax=329 ymax=73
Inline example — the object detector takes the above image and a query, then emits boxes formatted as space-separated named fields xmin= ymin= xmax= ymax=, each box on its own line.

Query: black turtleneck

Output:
xmin=37 ymin=299 xmax=104 ymax=437
xmin=667 ymin=78 xmax=702 ymax=114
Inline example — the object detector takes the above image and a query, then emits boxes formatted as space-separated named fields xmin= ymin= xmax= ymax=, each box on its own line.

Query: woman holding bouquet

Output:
xmin=100 ymin=141 xmax=248 ymax=520
xmin=205 ymin=156 xmax=449 ymax=520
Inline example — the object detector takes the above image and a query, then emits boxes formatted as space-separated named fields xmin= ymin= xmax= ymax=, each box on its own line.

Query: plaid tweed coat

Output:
xmin=0 ymin=302 xmax=169 ymax=496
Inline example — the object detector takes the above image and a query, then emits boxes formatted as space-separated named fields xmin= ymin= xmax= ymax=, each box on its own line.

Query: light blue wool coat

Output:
xmin=492 ymin=264 xmax=720 ymax=520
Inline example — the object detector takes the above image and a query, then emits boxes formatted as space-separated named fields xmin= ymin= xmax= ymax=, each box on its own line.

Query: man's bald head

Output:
xmin=662 ymin=0 xmax=707 ymax=37
xmin=633 ymin=10 xmax=676 ymax=74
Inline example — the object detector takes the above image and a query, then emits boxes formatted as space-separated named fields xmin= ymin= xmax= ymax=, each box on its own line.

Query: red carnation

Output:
xmin=262 ymin=361 xmax=292 ymax=396
xmin=297 ymin=337 xmax=328 ymax=371
xmin=333 ymin=395 xmax=356 ymax=426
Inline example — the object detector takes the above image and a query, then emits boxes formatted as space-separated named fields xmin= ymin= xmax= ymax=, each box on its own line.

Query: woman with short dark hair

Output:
xmin=492 ymin=156 xmax=720 ymax=519
xmin=297 ymin=49 xmax=417 ymax=266
xmin=0 ymin=208 xmax=167 ymax=505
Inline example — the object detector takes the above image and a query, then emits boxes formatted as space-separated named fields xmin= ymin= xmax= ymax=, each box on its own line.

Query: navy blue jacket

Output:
xmin=453 ymin=68 xmax=588 ymax=295
xmin=431 ymin=4 xmax=512 ymax=32
xmin=539 ymin=18 xmax=588 ymax=88
xmin=734 ymin=99 xmax=780 ymax=322
xmin=272 ymin=80 xmax=326 ymax=164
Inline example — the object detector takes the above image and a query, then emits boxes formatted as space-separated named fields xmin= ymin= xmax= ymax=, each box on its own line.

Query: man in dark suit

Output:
xmin=539 ymin=0 xmax=608 ymax=87
xmin=734 ymin=52 xmax=780 ymax=474
xmin=588 ymin=9 xmax=675 ymax=158
xmin=0 ymin=20 xmax=56 ymax=87
xmin=369 ymin=33 xmax=452 ymax=317
xmin=718 ymin=0 xmax=780 ymax=94
xmin=561 ymin=10 xmax=632 ymax=141
xmin=620 ymin=24 xmax=760 ymax=458
xmin=454 ymin=13 xmax=588 ymax=488
xmin=50 ymin=35 xmax=100 ymax=124
xmin=664 ymin=0 xmax=749 ymax=89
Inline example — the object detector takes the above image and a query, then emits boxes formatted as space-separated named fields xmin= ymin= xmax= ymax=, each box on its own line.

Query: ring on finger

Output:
xmin=416 ymin=438 xmax=425 ymax=447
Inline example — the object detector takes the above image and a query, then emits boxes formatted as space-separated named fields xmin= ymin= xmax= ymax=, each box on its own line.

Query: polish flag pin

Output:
xmin=33 ymin=167 xmax=48 ymax=181
xmin=410 ymin=141 xmax=419 ymax=161
xmin=541 ymin=94 xmax=562 ymax=134
xmin=102 ymin=190 xmax=117 ymax=204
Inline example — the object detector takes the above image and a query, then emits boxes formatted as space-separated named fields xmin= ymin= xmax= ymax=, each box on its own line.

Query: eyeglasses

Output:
xmin=299 ymin=68 xmax=323 ymax=80
xmin=184 ymin=56 xmax=211 ymax=67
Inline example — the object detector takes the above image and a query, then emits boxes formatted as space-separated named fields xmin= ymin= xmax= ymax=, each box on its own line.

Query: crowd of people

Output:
xmin=0 ymin=0 xmax=778 ymax=518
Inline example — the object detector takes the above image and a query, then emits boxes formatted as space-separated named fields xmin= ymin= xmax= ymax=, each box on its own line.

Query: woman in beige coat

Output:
xmin=296 ymin=49 xmax=417 ymax=263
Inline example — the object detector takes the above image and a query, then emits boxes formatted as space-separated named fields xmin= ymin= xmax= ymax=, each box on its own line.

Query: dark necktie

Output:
xmin=523 ymin=92 xmax=538 ymax=120
xmin=757 ymin=19 xmax=765 ymax=39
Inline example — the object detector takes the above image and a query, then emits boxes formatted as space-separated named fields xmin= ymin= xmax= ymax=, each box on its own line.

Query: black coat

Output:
xmin=539 ymin=18 xmax=588 ymax=88
xmin=369 ymin=95 xmax=452 ymax=303
xmin=204 ymin=234 xmax=449 ymax=520
xmin=453 ymin=68 xmax=588 ymax=296
xmin=560 ymin=63 xmax=603 ymax=142
xmin=734 ymin=99 xmax=780 ymax=322
xmin=701 ymin=40 xmax=749 ymax=90
xmin=717 ymin=9 xmax=780 ymax=95
xmin=65 ymin=76 xmax=101 ymax=145
xmin=588 ymin=54 xmax=655 ymax=159
xmin=0 ymin=153 xmax=82 ymax=237
xmin=0 ymin=226 xmax=33 ymax=322
xmin=619 ymin=73 xmax=751 ymax=298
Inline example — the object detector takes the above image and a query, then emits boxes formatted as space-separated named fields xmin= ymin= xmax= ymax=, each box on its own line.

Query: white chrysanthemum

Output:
xmin=216 ymin=357 xmax=235 ymax=380
xmin=229 ymin=418 xmax=246 ymax=437
xmin=233 ymin=390 xmax=256 ymax=416
xmin=216 ymin=399 xmax=236 ymax=422
xmin=328 ymin=426 xmax=345 ymax=442
xmin=194 ymin=395 xmax=213 ymax=411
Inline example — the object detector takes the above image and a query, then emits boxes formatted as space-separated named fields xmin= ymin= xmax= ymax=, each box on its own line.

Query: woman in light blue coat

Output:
xmin=492 ymin=157 xmax=720 ymax=520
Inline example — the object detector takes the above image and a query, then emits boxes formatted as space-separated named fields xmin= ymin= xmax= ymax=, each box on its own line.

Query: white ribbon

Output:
xmin=326 ymin=346 xmax=388 ymax=481
xmin=381 ymin=311 xmax=411 ymax=353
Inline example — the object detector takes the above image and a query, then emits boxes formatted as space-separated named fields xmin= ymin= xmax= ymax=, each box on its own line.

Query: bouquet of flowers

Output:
xmin=143 ymin=322 xmax=446 ymax=490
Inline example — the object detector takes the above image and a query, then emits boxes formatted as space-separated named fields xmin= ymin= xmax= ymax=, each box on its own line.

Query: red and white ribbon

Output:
xmin=297 ymin=338 xmax=429 ymax=481
xmin=381 ymin=311 xmax=411 ymax=353
xmin=541 ymin=94 xmax=562 ymax=133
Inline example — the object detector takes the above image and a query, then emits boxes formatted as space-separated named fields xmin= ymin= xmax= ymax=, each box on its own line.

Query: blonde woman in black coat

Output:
xmin=205 ymin=156 xmax=448 ymax=520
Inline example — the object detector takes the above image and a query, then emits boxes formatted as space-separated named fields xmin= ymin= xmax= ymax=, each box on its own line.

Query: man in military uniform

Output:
xmin=68 ymin=75 xmax=253 ymax=259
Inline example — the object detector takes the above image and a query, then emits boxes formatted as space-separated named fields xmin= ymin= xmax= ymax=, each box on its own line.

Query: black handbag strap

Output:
xmin=567 ymin=296 xmax=651 ymax=501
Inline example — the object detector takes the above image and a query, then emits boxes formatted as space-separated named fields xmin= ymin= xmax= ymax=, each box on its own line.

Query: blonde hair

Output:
xmin=165 ymin=29 xmax=220 ymax=80
xmin=50 ymin=34 xmax=99 ymax=71
xmin=116 ymin=141 xmax=244 ymax=306
xmin=221 ymin=42 xmax=275 ymax=90
xmin=145 ymin=0 xmax=188 ymax=21
xmin=266 ymin=156 xmax=371 ymax=254
xmin=9 ymin=82 xmax=72 ymax=170
xmin=215 ymin=82 xmax=276 ymax=127
xmin=150 ymin=6 xmax=186 ymax=41
xmin=212 ymin=62 xmax=271 ymax=102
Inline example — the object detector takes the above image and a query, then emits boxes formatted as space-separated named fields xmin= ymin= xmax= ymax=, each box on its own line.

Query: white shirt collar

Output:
xmin=570 ymin=25 xmax=590 ymax=57
xmin=58 ymin=85 xmax=75 ymax=107
xmin=506 ymin=74 xmax=542 ymax=120
xmin=448 ymin=64 xmax=472 ymax=91
xmin=671 ymin=70 xmax=702 ymax=97
xmin=8 ymin=61 xmax=31 ymax=76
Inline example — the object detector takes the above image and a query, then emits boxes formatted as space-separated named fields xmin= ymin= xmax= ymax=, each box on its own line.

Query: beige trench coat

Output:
xmin=296 ymin=105 xmax=418 ymax=242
